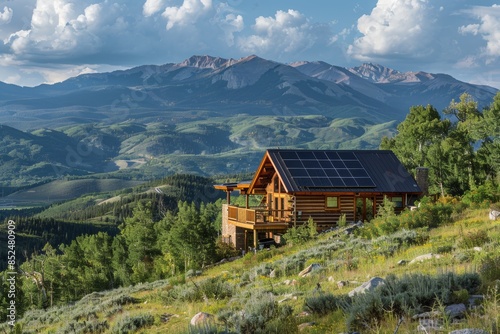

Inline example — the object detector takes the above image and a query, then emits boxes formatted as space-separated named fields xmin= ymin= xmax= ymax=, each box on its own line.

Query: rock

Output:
xmin=160 ymin=313 xmax=179 ymax=323
xmin=445 ymin=303 xmax=466 ymax=318
xmin=337 ymin=280 xmax=347 ymax=289
xmin=297 ymin=311 xmax=311 ymax=317
xmin=269 ymin=269 xmax=276 ymax=278
xmin=489 ymin=209 xmax=500 ymax=220
xmin=190 ymin=312 xmax=214 ymax=327
xmin=328 ymin=276 xmax=335 ymax=282
xmin=473 ymin=247 xmax=482 ymax=252
xmin=298 ymin=322 xmax=315 ymax=331
xmin=298 ymin=263 xmax=321 ymax=277
xmin=283 ymin=279 xmax=291 ymax=285
xmin=417 ymin=318 xmax=444 ymax=332
xmin=397 ymin=259 xmax=408 ymax=266
xmin=291 ymin=279 xmax=298 ymax=286
xmin=449 ymin=329 xmax=489 ymax=334
xmin=409 ymin=253 xmax=441 ymax=264
xmin=348 ymin=277 xmax=385 ymax=297
xmin=468 ymin=295 xmax=484 ymax=308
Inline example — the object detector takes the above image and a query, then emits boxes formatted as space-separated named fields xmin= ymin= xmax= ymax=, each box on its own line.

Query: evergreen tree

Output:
xmin=120 ymin=203 xmax=159 ymax=283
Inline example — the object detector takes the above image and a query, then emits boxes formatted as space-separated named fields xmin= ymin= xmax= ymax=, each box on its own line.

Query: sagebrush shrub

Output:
xmin=458 ymin=229 xmax=490 ymax=249
xmin=111 ymin=314 xmax=154 ymax=334
xmin=341 ymin=272 xmax=481 ymax=332
xmin=225 ymin=291 xmax=294 ymax=334
xmin=479 ymin=254 xmax=500 ymax=288
xmin=304 ymin=293 xmax=345 ymax=315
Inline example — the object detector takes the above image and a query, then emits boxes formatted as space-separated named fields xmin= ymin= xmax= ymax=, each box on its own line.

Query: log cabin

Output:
xmin=214 ymin=149 xmax=424 ymax=250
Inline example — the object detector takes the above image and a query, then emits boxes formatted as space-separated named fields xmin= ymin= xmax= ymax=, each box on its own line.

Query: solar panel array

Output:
xmin=278 ymin=151 xmax=376 ymax=189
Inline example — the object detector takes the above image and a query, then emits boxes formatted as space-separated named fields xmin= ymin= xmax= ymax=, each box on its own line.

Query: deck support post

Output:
xmin=253 ymin=229 xmax=257 ymax=249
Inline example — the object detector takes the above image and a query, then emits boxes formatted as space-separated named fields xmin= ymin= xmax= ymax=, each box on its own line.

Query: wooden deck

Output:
xmin=226 ymin=205 xmax=290 ymax=230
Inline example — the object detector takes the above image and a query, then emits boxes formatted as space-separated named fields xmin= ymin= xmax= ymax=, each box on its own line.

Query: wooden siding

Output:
xmin=294 ymin=195 xmax=355 ymax=230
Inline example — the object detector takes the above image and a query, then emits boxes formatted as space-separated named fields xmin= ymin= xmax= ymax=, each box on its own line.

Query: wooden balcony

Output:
xmin=226 ymin=205 xmax=290 ymax=230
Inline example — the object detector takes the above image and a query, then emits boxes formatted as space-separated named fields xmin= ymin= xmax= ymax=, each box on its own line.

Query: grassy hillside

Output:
xmin=5 ymin=205 xmax=499 ymax=333
xmin=2 ymin=178 xmax=144 ymax=208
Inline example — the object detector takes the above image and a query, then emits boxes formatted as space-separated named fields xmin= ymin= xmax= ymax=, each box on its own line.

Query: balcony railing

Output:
xmin=227 ymin=205 xmax=292 ymax=225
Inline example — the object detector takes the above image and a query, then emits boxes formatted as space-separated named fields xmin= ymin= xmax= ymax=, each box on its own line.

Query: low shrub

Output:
xmin=458 ymin=229 xmax=490 ymax=249
xmin=111 ymin=314 xmax=154 ymax=334
xmin=164 ymin=276 xmax=234 ymax=302
xmin=283 ymin=217 xmax=317 ymax=246
xmin=224 ymin=291 xmax=294 ymax=334
xmin=215 ymin=238 xmax=240 ymax=261
xmin=304 ymin=293 xmax=345 ymax=315
xmin=341 ymin=272 xmax=481 ymax=332
xmin=478 ymin=254 xmax=500 ymax=288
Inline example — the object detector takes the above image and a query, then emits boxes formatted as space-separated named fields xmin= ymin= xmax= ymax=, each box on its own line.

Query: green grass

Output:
xmin=5 ymin=206 xmax=499 ymax=333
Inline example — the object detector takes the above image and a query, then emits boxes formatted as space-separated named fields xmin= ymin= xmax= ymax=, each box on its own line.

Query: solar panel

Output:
xmin=278 ymin=150 xmax=376 ymax=189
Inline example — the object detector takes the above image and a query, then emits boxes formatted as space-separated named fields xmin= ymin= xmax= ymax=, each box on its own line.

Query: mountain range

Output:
xmin=1 ymin=55 xmax=497 ymax=130
xmin=0 ymin=55 xmax=498 ymax=189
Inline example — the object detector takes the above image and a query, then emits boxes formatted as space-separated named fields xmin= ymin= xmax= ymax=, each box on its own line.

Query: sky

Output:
xmin=0 ymin=0 xmax=499 ymax=88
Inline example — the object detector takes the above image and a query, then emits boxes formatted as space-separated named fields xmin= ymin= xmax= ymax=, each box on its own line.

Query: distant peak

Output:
xmin=179 ymin=55 xmax=229 ymax=69
xmin=349 ymin=63 xmax=435 ymax=83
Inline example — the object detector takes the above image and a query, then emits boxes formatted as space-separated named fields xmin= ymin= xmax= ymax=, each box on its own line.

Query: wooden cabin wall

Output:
xmin=294 ymin=195 xmax=355 ymax=230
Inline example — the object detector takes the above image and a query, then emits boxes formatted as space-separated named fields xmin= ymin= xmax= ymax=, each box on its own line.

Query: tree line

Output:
xmin=381 ymin=92 xmax=499 ymax=199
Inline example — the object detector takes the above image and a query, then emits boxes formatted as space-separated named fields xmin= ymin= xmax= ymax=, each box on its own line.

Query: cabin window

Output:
xmin=326 ymin=196 xmax=339 ymax=209
xmin=391 ymin=196 xmax=403 ymax=208
xmin=273 ymin=175 xmax=279 ymax=192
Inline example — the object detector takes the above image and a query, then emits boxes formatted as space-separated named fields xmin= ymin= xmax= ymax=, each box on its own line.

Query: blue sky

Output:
xmin=0 ymin=0 xmax=499 ymax=88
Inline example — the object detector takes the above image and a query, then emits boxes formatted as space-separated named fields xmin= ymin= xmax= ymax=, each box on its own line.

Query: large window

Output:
xmin=326 ymin=196 xmax=339 ymax=209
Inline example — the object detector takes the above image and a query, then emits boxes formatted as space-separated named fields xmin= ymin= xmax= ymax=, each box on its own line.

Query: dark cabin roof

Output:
xmin=250 ymin=149 xmax=421 ymax=194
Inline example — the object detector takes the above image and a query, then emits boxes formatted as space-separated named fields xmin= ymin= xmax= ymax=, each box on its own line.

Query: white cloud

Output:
xmin=212 ymin=3 xmax=244 ymax=46
xmin=459 ymin=24 xmax=480 ymax=35
xmin=455 ymin=55 xmax=479 ymax=69
xmin=6 ymin=1 xmax=105 ymax=57
xmin=143 ymin=0 xmax=166 ymax=17
xmin=348 ymin=0 xmax=434 ymax=60
xmin=0 ymin=6 xmax=13 ymax=24
xmin=162 ymin=0 xmax=212 ymax=30
xmin=238 ymin=9 xmax=315 ymax=55
xmin=460 ymin=5 xmax=500 ymax=58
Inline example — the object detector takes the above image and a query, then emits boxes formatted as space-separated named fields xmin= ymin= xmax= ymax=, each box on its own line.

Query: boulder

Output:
xmin=409 ymin=253 xmax=441 ymax=264
xmin=348 ymin=277 xmax=385 ymax=297
xmin=489 ymin=210 xmax=500 ymax=220
xmin=190 ymin=312 xmax=214 ymax=327
xmin=468 ymin=295 xmax=484 ymax=308
xmin=445 ymin=303 xmax=466 ymax=318
xmin=397 ymin=259 xmax=408 ymax=266
xmin=298 ymin=263 xmax=321 ymax=277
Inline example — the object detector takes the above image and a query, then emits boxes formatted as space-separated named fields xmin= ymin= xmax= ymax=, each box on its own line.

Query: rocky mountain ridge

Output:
xmin=0 ymin=55 xmax=496 ymax=131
